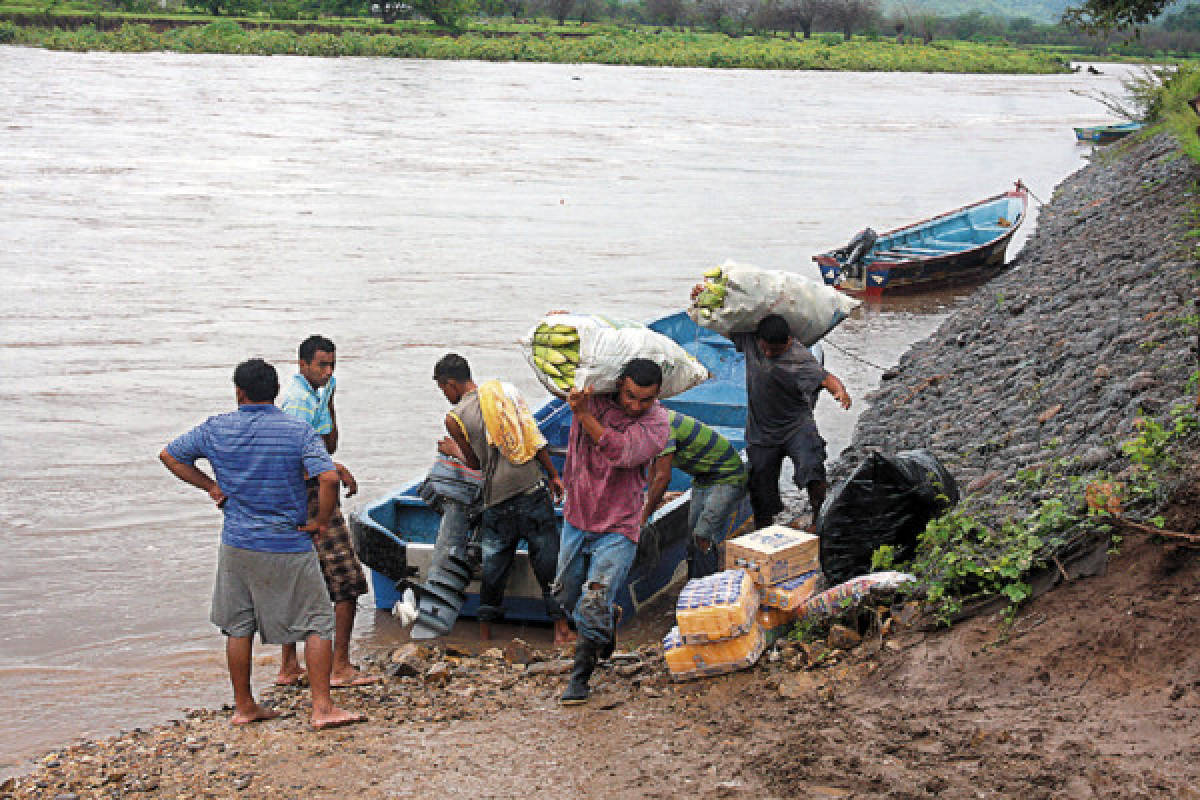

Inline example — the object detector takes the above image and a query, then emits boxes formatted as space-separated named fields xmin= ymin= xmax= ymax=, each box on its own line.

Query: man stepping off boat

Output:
xmin=433 ymin=354 xmax=572 ymax=645
xmin=555 ymin=359 xmax=669 ymax=706
xmin=159 ymin=358 xmax=366 ymax=730
xmin=737 ymin=314 xmax=851 ymax=529
xmin=276 ymin=335 xmax=377 ymax=688
xmin=640 ymin=412 xmax=747 ymax=579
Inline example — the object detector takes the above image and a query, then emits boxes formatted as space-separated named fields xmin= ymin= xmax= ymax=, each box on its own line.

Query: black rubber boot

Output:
xmin=560 ymin=639 xmax=599 ymax=706
xmin=598 ymin=605 xmax=622 ymax=661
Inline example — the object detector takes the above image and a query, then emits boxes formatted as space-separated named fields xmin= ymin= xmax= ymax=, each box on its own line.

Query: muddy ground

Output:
xmin=4 ymin=468 xmax=1198 ymax=800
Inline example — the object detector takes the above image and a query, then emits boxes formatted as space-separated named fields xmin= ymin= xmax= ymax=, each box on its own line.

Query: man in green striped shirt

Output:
xmin=640 ymin=411 xmax=747 ymax=578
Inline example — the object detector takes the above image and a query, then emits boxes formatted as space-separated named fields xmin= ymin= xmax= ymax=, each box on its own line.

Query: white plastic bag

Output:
xmin=688 ymin=261 xmax=860 ymax=346
xmin=521 ymin=312 xmax=710 ymax=399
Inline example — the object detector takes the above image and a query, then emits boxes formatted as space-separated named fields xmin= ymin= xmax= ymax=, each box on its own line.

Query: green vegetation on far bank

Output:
xmin=0 ymin=17 xmax=1076 ymax=70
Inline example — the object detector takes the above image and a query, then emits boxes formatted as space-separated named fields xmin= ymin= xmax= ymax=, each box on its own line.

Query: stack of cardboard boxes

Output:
xmin=725 ymin=525 xmax=822 ymax=643
xmin=663 ymin=525 xmax=823 ymax=681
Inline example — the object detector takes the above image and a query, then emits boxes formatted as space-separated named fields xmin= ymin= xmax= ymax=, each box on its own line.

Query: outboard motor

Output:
xmin=840 ymin=227 xmax=877 ymax=279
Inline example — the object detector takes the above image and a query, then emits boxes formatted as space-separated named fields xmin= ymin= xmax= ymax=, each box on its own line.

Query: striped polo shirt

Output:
xmin=279 ymin=373 xmax=335 ymax=436
xmin=166 ymin=404 xmax=336 ymax=553
xmin=661 ymin=411 xmax=746 ymax=488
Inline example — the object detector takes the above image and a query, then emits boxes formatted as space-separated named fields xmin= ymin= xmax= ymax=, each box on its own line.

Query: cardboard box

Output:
xmin=761 ymin=569 xmax=823 ymax=612
xmin=675 ymin=569 xmax=759 ymax=645
xmin=724 ymin=525 xmax=820 ymax=585
xmin=663 ymin=623 xmax=766 ymax=681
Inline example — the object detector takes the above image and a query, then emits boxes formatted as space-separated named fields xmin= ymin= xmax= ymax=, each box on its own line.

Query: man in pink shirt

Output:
xmin=553 ymin=358 xmax=669 ymax=706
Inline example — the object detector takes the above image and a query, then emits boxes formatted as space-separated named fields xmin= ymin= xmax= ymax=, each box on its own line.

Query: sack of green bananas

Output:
xmin=689 ymin=261 xmax=860 ymax=346
xmin=522 ymin=313 xmax=710 ymax=399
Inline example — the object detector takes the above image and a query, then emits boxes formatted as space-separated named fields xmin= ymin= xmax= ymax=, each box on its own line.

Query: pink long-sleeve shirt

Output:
xmin=562 ymin=394 xmax=669 ymax=542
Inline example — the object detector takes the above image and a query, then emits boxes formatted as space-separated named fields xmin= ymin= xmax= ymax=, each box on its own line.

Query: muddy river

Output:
xmin=0 ymin=43 xmax=1138 ymax=769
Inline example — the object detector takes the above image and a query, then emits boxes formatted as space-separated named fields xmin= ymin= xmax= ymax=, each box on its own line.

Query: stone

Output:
xmin=481 ymin=647 xmax=504 ymax=660
xmin=615 ymin=662 xmax=644 ymax=678
xmin=1037 ymin=404 xmax=1063 ymax=424
xmin=503 ymin=638 xmax=535 ymax=666
xmin=827 ymin=624 xmax=862 ymax=651
xmin=523 ymin=659 xmax=573 ymax=676
xmin=387 ymin=643 xmax=425 ymax=678
xmin=1129 ymin=372 xmax=1160 ymax=393
xmin=1079 ymin=446 xmax=1113 ymax=470
xmin=965 ymin=471 xmax=1002 ymax=493
xmin=778 ymin=672 xmax=821 ymax=698
xmin=424 ymin=662 xmax=451 ymax=685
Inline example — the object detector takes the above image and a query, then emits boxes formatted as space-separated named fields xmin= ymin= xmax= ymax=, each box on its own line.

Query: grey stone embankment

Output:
xmin=826 ymin=133 xmax=1199 ymax=526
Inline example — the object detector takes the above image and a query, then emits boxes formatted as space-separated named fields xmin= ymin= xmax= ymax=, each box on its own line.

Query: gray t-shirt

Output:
xmin=733 ymin=333 xmax=828 ymax=447
xmin=452 ymin=390 xmax=543 ymax=508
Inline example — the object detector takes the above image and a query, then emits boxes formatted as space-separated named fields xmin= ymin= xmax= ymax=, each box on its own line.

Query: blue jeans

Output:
xmin=478 ymin=487 xmax=564 ymax=623
xmin=687 ymin=481 xmax=746 ymax=579
xmin=552 ymin=521 xmax=636 ymax=647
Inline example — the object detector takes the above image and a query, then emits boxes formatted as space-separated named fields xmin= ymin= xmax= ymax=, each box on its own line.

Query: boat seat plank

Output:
xmin=890 ymin=246 xmax=945 ymax=255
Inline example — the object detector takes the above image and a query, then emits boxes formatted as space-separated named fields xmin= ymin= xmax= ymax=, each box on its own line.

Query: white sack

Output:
xmin=521 ymin=313 xmax=710 ymax=399
xmin=688 ymin=261 xmax=860 ymax=345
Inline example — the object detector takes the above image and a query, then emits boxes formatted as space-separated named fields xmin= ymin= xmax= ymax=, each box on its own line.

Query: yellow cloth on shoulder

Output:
xmin=478 ymin=379 xmax=547 ymax=466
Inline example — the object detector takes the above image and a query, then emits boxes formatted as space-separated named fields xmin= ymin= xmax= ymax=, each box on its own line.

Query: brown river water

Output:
xmin=0 ymin=44 xmax=1138 ymax=770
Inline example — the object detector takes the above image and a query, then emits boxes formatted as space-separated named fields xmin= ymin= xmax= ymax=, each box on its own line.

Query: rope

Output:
xmin=1024 ymin=183 xmax=1048 ymax=207
xmin=822 ymin=336 xmax=892 ymax=373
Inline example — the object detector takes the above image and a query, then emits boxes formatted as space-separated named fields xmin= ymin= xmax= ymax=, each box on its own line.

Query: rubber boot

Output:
xmin=560 ymin=639 xmax=599 ymax=706
xmin=598 ymin=605 xmax=622 ymax=662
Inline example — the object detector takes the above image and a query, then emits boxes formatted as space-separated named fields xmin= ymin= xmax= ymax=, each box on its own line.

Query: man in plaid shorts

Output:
xmin=276 ymin=335 xmax=377 ymax=687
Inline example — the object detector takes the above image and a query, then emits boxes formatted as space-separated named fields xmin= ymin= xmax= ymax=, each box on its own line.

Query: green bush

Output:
xmin=1159 ymin=64 xmax=1200 ymax=163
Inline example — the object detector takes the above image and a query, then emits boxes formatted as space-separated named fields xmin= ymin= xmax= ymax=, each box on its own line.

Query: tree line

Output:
xmin=86 ymin=0 xmax=1200 ymax=55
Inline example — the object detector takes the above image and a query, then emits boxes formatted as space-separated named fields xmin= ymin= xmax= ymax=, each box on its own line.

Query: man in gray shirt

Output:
xmin=434 ymin=354 xmax=571 ymax=645
xmin=734 ymin=314 xmax=851 ymax=529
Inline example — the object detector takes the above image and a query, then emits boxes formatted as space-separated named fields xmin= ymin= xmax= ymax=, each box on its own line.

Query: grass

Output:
xmin=0 ymin=10 xmax=1077 ymax=72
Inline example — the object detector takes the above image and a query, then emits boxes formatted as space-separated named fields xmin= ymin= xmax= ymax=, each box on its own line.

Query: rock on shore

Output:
xmin=827 ymin=133 xmax=1198 ymax=527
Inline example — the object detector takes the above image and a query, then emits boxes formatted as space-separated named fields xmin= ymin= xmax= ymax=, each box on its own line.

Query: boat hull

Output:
xmin=814 ymin=184 xmax=1028 ymax=298
xmin=1074 ymin=123 xmax=1141 ymax=144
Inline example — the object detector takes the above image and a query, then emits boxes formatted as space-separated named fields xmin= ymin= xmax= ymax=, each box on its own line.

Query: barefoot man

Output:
xmin=276 ymin=335 xmax=376 ymax=688
xmin=159 ymin=358 xmax=365 ymax=730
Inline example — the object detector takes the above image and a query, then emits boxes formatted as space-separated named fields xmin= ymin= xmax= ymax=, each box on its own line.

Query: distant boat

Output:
xmin=347 ymin=312 xmax=826 ymax=626
xmin=1074 ymin=122 xmax=1142 ymax=144
xmin=813 ymin=182 xmax=1029 ymax=298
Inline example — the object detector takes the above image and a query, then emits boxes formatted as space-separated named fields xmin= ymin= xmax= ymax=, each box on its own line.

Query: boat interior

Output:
xmin=866 ymin=194 xmax=1025 ymax=263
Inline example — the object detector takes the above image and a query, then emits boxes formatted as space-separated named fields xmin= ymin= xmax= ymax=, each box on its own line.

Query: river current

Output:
xmin=0 ymin=44 xmax=1137 ymax=769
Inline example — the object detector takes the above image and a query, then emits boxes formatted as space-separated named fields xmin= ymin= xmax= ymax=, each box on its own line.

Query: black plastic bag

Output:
xmin=816 ymin=449 xmax=958 ymax=585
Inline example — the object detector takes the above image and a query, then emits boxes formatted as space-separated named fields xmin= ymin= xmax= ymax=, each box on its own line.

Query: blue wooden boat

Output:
xmin=813 ymin=182 xmax=1028 ymax=298
xmin=347 ymin=311 xmax=821 ymax=625
xmin=1074 ymin=122 xmax=1142 ymax=144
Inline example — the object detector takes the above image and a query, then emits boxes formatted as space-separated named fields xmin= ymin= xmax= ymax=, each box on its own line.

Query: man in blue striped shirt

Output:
xmin=159 ymin=358 xmax=366 ymax=730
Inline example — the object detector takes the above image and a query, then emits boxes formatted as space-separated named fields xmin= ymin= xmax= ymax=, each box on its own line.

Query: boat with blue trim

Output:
xmin=1074 ymin=122 xmax=1142 ymax=144
xmin=813 ymin=182 xmax=1028 ymax=298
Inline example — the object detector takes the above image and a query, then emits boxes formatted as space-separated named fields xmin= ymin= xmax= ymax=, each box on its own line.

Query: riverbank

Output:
xmin=3 ymin=130 xmax=1198 ymax=799
xmin=0 ymin=19 xmax=1072 ymax=72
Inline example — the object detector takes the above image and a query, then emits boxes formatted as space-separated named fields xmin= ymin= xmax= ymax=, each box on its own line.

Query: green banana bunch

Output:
xmin=694 ymin=267 xmax=729 ymax=312
xmin=532 ymin=322 xmax=582 ymax=392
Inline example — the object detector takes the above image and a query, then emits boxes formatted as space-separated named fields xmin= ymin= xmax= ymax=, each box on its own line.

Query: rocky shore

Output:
xmin=3 ymin=134 xmax=1199 ymax=800
xmin=829 ymin=132 xmax=1197 ymax=524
